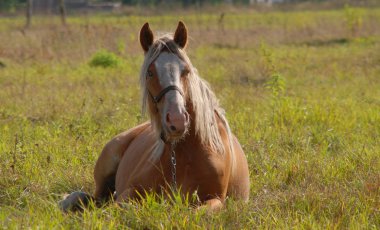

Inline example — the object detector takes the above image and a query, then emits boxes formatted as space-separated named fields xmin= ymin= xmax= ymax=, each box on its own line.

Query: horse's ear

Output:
xmin=140 ymin=22 xmax=154 ymax=52
xmin=174 ymin=21 xmax=188 ymax=49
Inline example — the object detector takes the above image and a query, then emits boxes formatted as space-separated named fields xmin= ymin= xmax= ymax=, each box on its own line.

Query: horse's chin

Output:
xmin=163 ymin=127 xmax=189 ymax=143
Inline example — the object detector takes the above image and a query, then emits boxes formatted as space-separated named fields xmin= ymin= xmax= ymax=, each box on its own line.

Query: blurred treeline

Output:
xmin=0 ymin=0 xmax=377 ymax=12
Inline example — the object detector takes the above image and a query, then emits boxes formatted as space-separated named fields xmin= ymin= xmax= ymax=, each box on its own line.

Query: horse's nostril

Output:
xmin=170 ymin=125 xmax=176 ymax=131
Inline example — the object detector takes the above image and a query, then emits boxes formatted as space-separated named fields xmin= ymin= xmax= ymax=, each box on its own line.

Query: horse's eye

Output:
xmin=182 ymin=68 xmax=190 ymax=77
xmin=147 ymin=70 xmax=154 ymax=78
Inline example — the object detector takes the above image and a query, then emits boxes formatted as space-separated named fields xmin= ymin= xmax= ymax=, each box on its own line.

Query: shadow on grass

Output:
xmin=301 ymin=38 xmax=350 ymax=47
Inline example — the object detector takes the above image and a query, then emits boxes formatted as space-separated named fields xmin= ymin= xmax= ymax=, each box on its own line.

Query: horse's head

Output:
xmin=140 ymin=21 xmax=191 ymax=142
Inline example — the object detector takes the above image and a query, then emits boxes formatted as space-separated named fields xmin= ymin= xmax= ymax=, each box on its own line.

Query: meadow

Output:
xmin=0 ymin=5 xmax=379 ymax=229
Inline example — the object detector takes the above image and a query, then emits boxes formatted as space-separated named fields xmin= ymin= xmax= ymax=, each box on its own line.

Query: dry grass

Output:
xmin=0 ymin=6 xmax=379 ymax=229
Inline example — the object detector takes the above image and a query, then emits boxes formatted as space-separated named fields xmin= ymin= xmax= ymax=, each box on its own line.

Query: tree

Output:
xmin=26 ymin=0 xmax=32 ymax=28
xmin=59 ymin=0 xmax=66 ymax=26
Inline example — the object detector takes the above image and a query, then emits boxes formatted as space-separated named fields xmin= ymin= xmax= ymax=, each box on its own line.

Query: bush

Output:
xmin=89 ymin=50 xmax=122 ymax=68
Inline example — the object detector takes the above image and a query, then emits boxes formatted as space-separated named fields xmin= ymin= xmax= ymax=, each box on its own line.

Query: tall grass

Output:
xmin=0 ymin=7 xmax=379 ymax=228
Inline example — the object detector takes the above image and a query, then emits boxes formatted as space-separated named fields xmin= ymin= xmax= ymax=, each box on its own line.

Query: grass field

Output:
xmin=0 ymin=6 xmax=380 ymax=229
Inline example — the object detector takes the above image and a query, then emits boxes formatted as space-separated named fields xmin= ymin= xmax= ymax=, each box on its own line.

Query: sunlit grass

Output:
xmin=0 ymin=6 xmax=379 ymax=228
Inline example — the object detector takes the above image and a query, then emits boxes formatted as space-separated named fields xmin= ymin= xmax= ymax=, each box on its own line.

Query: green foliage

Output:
xmin=265 ymin=73 xmax=286 ymax=103
xmin=259 ymin=41 xmax=277 ymax=75
xmin=259 ymin=42 xmax=286 ymax=100
xmin=89 ymin=50 xmax=122 ymax=68
xmin=0 ymin=0 xmax=21 ymax=12
xmin=259 ymin=41 xmax=287 ymax=124
xmin=344 ymin=4 xmax=363 ymax=37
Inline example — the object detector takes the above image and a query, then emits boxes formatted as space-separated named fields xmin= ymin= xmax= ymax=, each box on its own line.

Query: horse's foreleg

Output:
xmin=94 ymin=144 xmax=121 ymax=202
xmin=198 ymin=198 xmax=223 ymax=213
xmin=94 ymin=122 xmax=150 ymax=203
xmin=115 ymin=188 xmax=135 ymax=203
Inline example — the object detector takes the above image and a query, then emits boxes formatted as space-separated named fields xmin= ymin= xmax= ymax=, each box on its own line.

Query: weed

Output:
xmin=344 ymin=4 xmax=363 ymax=38
xmin=89 ymin=50 xmax=122 ymax=68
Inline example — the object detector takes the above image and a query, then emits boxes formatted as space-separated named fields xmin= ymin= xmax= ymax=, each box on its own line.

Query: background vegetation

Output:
xmin=1 ymin=0 xmax=379 ymax=11
xmin=0 ymin=4 xmax=379 ymax=229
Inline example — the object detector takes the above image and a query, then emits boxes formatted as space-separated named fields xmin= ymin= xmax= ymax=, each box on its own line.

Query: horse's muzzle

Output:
xmin=164 ymin=110 xmax=189 ymax=139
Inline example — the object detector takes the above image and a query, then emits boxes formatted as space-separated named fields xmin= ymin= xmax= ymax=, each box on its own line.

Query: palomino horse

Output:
xmin=60 ymin=21 xmax=249 ymax=212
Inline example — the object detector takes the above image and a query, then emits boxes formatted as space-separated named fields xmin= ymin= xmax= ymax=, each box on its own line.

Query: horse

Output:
xmin=59 ymin=21 xmax=250 ymax=212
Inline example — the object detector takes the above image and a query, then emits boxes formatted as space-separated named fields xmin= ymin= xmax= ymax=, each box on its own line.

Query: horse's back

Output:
xmin=228 ymin=136 xmax=250 ymax=201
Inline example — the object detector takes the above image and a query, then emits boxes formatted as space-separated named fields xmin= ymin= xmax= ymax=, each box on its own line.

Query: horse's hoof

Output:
xmin=58 ymin=191 xmax=94 ymax=212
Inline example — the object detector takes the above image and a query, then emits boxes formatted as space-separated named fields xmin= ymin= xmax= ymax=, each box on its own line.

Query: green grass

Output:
xmin=0 ymin=7 xmax=380 ymax=229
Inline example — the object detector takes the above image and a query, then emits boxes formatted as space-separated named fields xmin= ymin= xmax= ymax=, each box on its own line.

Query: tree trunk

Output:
xmin=25 ymin=0 xmax=33 ymax=28
xmin=59 ymin=0 xmax=67 ymax=26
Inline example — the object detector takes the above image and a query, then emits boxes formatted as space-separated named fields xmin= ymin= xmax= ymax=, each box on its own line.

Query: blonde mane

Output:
xmin=140 ymin=35 xmax=235 ymax=166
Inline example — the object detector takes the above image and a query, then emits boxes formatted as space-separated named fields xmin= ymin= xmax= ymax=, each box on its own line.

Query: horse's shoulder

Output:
xmin=113 ymin=122 xmax=150 ymax=141
xmin=101 ymin=122 xmax=151 ymax=158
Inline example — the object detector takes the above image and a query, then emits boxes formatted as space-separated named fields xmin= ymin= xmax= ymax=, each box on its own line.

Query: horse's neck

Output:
xmin=186 ymin=101 xmax=201 ymax=139
xmin=177 ymin=102 xmax=220 ymax=150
